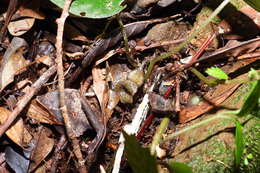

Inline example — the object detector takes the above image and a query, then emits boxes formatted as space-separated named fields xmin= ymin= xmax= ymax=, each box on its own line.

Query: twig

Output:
xmin=0 ymin=66 xmax=56 ymax=138
xmin=50 ymin=134 xmax=67 ymax=173
xmin=55 ymin=1 xmax=86 ymax=172
xmin=175 ymin=76 xmax=181 ymax=112
xmin=145 ymin=0 xmax=231 ymax=79
xmin=0 ymin=0 xmax=18 ymax=41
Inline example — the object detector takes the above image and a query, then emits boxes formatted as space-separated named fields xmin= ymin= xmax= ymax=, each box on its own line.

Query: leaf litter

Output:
xmin=0 ymin=0 xmax=259 ymax=172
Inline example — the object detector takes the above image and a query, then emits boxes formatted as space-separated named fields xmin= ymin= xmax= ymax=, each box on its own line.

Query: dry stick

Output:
xmin=55 ymin=1 xmax=86 ymax=172
xmin=0 ymin=66 xmax=56 ymax=138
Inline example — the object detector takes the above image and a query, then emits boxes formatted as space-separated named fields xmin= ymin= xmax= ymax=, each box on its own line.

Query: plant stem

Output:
xmin=117 ymin=15 xmax=137 ymax=67
xmin=190 ymin=67 xmax=218 ymax=86
xmin=150 ymin=117 xmax=170 ymax=155
xmin=160 ymin=112 xmax=237 ymax=144
xmin=145 ymin=0 xmax=231 ymax=79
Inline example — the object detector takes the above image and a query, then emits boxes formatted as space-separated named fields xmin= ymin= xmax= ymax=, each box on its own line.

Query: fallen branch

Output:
xmin=0 ymin=65 xmax=56 ymax=137
xmin=55 ymin=0 xmax=87 ymax=172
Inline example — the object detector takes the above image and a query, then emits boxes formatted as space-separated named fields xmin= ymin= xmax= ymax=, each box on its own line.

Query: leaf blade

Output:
xmin=50 ymin=0 xmax=125 ymax=18
xmin=235 ymin=121 xmax=244 ymax=167
xmin=205 ymin=67 xmax=228 ymax=80
xmin=123 ymin=131 xmax=158 ymax=173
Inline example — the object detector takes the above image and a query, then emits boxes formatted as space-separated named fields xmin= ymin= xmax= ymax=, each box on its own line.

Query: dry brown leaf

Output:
xmin=7 ymin=15 xmax=35 ymax=36
xmin=179 ymin=84 xmax=239 ymax=123
xmin=0 ymin=37 xmax=29 ymax=91
xmin=27 ymin=100 xmax=63 ymax=125
xmin=0 ymin=107 xmax=32 ymax=147
xmin=29 ymin=127 xmax=54 ymax=172
xmin=92 ymin=67 xmax=113 ymax=122
xmin=18 ymin=0 xmax=45 ymax=19
xmin=92 ymin=67 xmax=108 ymax=107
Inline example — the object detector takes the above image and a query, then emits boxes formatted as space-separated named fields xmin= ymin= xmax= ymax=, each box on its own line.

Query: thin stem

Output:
xmin=160 ymin=112 xmax=237 ymax=144
xmin=117 ymin=15 xmax=137 ymax=67
xmin=190 ymin=67 xmax=218 ymax=86
xmin=145 ymin=0 xmax=231 ymax=79
xmin=150 ymin=117 xmax=170 ymax=155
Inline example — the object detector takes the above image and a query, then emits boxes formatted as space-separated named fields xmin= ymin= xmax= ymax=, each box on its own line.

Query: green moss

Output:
xmin=239 ymin=117 xmax=260 ymax=173
xmin=186 ymin=137 xmax=234 ymax=173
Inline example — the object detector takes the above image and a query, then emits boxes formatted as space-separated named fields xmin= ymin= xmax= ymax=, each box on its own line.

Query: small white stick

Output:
xmin=112 ymin=73 xmax=161 ymax=173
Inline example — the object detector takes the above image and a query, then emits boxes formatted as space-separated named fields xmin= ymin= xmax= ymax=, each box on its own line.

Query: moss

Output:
xmin=180 ymin=135 xmax=234 ymax=173
xmin=239 ymin=117 xmax=260 ymax=173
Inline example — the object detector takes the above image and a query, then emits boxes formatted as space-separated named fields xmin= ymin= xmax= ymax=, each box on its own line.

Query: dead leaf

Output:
xmin=64 ymin=23 xmax=89 ymax=42
xmin=37 ymin=89 xmax=91 ymax=137
xmin=0 ymin=107 xmax=32 ymax=147
xmin=27 ymin=100 xmax=63 ymax=125
xmin=92 ymin=67 xmax=107 ymax=108
xmin=18 ymin=0 xmax=45 ymax=19
xmin=6 ymin=11 xmax=35 ymax=36
xmin=0 ymin=37 xmax=29 ymax=91
xmin=179 ymin=84 xmax=240 ymax=123
xmin=29 ymin=127 xmax=54 ymax=172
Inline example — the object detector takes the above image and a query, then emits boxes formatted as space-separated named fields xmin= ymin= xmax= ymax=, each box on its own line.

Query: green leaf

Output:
xmin=123 ymin=131 xmax=158 ymax=173
xmin=237 ymin=80 xmax=260 ymax=117
xmin=168 ymin=162 xmax=193 ymax=173
xmin=205 ymin=67 xmax=228 ymax=80
xmin=243 ymin=0 xmax=260 ymax=12
xmin=235 ymin=121 xmax=244 ymax=167
xmin=50 ymin=0 xmax=125 ymax=18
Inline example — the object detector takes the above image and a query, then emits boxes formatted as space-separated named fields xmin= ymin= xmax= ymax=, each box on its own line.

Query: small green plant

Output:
xmin=159 ymin=68 xmax=259 ymax=169
xmin=205 ymin=67 xmax=228 ymax=80
xmin=123 ymin=131 xmax=193 ymax=173
xmin=49 ymin=0 xmax=125 ymax=18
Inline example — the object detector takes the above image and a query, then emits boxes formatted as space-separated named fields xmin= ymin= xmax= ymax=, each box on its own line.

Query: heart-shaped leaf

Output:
xmin=50 ymin=0 xmax=125 ymax=18
xmin=244 ymin=0 xmax=260 ymax=12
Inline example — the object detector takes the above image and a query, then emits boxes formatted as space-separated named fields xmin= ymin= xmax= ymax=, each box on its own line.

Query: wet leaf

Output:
xmin=50 ymin=0 xmax=125 ymax=18
xmin=235 ymin=121 xmax=244 ymax=167
xmin=123 ymin=131 xmax=158 ymax=173
xmin=205 ymin=67 xmax=228 ymax=80
xmin=168 ymin=162 xmax=193 ymax=173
